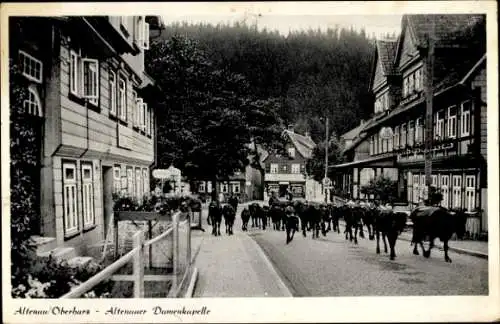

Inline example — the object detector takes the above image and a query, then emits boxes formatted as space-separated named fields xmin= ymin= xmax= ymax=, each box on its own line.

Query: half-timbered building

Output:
xmin=333 ymin=14 xmax=487 ymax=233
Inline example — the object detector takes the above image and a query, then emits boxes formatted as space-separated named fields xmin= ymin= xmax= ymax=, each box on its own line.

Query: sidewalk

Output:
xmin=190 ymin=230 xmax=292 ymax=297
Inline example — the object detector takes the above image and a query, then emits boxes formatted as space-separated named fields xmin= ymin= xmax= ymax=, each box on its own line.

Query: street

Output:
xmin=212 ymin=203 xmax=488 ymax=297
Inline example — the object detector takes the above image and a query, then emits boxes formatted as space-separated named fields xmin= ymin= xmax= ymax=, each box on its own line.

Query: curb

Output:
xmin=184 ymin=267 xmax=199 ymax=298
xmin=247 ymin=235 xmax=293 ymax=297
xmin=397 ymin=236 xmax=488 ymax=260
xmin=338 ymin=221 xmax=488 ymax=260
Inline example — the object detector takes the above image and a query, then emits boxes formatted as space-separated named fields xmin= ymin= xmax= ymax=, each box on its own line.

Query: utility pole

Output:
xmin=423 ymin=19 xmax=435 ymax=201
xmin=324 ymin=116 xmax=329 ymax=203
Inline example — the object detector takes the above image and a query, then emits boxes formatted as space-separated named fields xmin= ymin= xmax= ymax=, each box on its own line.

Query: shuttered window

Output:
xmin=452 ymin=175 xmax=462 ymax=209
xmin=440 ymin=175 xmax=450 ymax=208
xmin=465 ymin=176 xmax=476 ymax=211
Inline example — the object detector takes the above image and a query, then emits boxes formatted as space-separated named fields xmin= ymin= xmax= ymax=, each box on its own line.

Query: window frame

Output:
xmin=291 ymin=163 xmax=301 ymax=174
xmin=135 ymin=168 xmax=142 ymax=202
xmin=448 ymin=105 xmax=457 ymax=138
xmin=232 ymin=182 xmax=240 ymax=194
xmin=461 ymin=101 xmax=471 ymax=137
xmin=82 ymin=58 xmax=99 ymax=105
xmin=407 ymin=120 xmax=414 ymax=146
xmin=63 ymin=162 xmax=79 ymax=236
xmin=199 ymin=181 xmax=206 ymax=193
xmin=288 ymin=147 xmax=296 ymax=158
xmin=24 ymin=85 xmax=43 ymax=117
xmin=113 ymin=165 xmax=121 ymax=194
xmin=270 ymin=163 xmax=279 ymax=174
xmin=118 ymin=74 xmax=127 ymax=122
xmin=221 ymin=182 xmax=229 ymax=193
xmin=440 ymin=175 xmax=450 ymax=208
xmin=19 ymin=50 xmax=43 ymax=84
xmin=69 ymin=49 xmax=81 ymax=96
xmin=400 ymin=123 xmax=407 ymax=147
xmin=81 ymin=163 xmax=95 ymax=228
xmin=435 ymin=110 xmax=445 ymax=139
xmin=465 ymin=175 xmax=476 ymax=211
xmin=142 ymin=168 xmax=149 ymax=196
xmin=109 ymin=70 xmax=117 ymax=116
xmin=127 ymin=167 xmax=134 ymax=198
xmin=394 ymin=126 xmax=400 ymax=149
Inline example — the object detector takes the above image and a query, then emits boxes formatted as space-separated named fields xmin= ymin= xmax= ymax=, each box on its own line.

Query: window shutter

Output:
xmin=143 ymin=23 xmax=150 ymax=50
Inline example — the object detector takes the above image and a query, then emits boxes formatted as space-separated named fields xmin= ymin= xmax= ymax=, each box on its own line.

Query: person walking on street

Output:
xmin=228 ymin=193 xmax=239 ymax=213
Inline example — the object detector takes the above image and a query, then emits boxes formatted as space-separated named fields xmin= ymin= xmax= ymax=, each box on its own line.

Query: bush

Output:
xmin=12 ymin=256 xmax=113 ymax=298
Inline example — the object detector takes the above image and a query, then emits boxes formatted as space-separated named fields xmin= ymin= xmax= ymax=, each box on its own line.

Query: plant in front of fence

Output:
xmin=12 ymin=255 xmax=113 ymax=298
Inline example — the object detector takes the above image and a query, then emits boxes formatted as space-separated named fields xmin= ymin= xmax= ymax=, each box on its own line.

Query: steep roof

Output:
xmin=377 ymin=39 xmax=398 ymax=75
xmin=396 ymin=14 xmax=486 ymax=93
xmin=340 ymin=122 xmax=366 ymax=141
xmin=283 ymin=130 xmax=316 ymax=159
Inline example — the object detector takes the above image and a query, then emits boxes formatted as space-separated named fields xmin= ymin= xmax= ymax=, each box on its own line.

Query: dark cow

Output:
xmin=241 ymin=208 xmax=251 ymax=231
xmin=208 ymin=200 xmax=222 ymax=236
xmin=343 ymin=205 xmax=363 ymax=244
xmin=373 ymin=205 xmax=407 ymax=260
xmin=284 ymin=205 xmax=300 ymax=244
xmin=269 ymin=203 xmax=285 ymax=231
xmin=327 ymin=204 xmax=341 ymax=234
xmin=249 ymin=203 xmax=261 ymax=229
xmin=360 ymin=204 xmax=376 ymax=240
xmin=302 ymin=203 xmax=323 ymax=239
xmin=222 ymin=204 xmax=236 ymax=235
xmin=409 ymin=206 xmax=464 ymax=263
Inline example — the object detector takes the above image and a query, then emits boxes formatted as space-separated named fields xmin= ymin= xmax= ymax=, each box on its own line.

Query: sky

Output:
xmin=160 ymin=2 xmax=407 ymax=38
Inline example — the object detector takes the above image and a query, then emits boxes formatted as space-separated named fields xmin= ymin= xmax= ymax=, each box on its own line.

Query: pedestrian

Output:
xmin=228 ymin=193 xmax=238 ymax=212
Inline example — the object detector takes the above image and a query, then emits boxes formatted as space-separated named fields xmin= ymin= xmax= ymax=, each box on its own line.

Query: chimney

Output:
xmin=287 ymin=124 xmax=294 ymax=132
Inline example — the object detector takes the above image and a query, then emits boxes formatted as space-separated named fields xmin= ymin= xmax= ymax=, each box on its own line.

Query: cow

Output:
xmin=208 ymin=200 xmax=222 ymax=236
xmin=343 ymin=205 xmax=363 ymax=244
xmin=326 ymin=204 xmax=341 ymax=234
xmin=409 ymin=206 xmax=464 ymax=263
xmin=360 ymin=203 xmax=376 ymax=240
xmin=373 ymin=204 xmax=407 ymax=260
xmin=301 ymin=203 xmax=323 ymax=239
xmin=222 ymin=204 xmax=236 ymax=235
xmin=241 ymin=207 xmax=251 ymax=231
xmin=249 ymin=203 xmax=261 ymax=229
xmin=269 ymin=203 xmax=285 ymax=231
xmin=284 ymin=205 xmax=300 ymax=244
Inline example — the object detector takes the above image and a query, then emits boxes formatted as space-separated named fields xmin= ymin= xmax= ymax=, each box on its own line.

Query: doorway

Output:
xmin=279 ymin=184 xmax=288 ymax=198
xmin=102 ymin=166 xmax=113 ymax=238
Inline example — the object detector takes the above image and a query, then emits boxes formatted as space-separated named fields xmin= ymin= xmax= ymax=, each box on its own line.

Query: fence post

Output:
xmin=187 ymin=211 xmax=192 ymax=266
xmin=133 ymin=231 xmax=145 ymax=298
xmin=171 ymin=211 xmax=179 ymax=296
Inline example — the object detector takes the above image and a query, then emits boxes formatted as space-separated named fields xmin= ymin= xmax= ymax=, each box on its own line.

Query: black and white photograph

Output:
xmin=2 ymin=1 xmax=499 ymax=323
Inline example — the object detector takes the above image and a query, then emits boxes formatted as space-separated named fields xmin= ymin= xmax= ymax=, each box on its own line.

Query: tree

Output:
xmin=306 ymin=134 xmax=344 ymax=182
xmin=145 ymin=36 xmax=283 ymax=199
xmin=360 ymin=176 xmax=398 ymax=203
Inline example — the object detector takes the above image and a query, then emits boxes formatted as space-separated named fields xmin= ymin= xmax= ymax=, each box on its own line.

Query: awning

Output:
xmin=331 ymin=153 xmax=397 ymax=169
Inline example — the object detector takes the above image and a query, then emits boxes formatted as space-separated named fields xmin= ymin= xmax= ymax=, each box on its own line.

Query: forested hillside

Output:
xmin=155 ymin=21 xmax=376 ymax=143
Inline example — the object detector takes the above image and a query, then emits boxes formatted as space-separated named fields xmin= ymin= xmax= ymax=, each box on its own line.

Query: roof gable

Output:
xmin=283 ymin=130 xmax=316 ymax=159
xmin=369 ymin=39 xmax=398 ymax=92
xmin=394 ymin=17 xmax=419 ymax=69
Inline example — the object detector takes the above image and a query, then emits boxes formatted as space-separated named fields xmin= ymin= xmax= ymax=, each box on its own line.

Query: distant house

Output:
xmin=193 ymin=143 xmax=268 ymax=202
xmin=332 ymin=14 xmax=487 ymax=233
xmin=263 ymin=128 xmax=316 ymax=199
xmin=10 ymin=16 xmax=164 ymax=259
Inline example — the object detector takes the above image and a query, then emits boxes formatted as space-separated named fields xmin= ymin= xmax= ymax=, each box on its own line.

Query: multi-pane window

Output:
xmin=282 ymin=165 xmax=287 ymax=172
xmin=414 ymin=69 xmax=422 ymax=91
xmin=369 ymin=136 xmax=374 ymax=155
xmin=407 ymin=121 xmax=414 ymax=146
xmin=291 ymin=164 xmax=301 ymax=174
xmin=232 ymin=182 xmax=240 ymax=194
xmin=113 ymin=166 xmax=121 ymax=194
xmin=23 ymin=86 xmax=43 ymax=117
xmin=143 ymin=168 xmax=149 ymax=195
xmin=435 ymin=110 xmax=445 ymax=139
xmin=452 ymin=175 xmax=462 ymax=209
xmin=63 ymin=162 xmax=78 ymax=235
xmin=448 ymin=106 xmax=457 ymax=138
xmin=461 ymin=101 xmax=471 ymax=136
xmin=127 ymin=167 xmax=134 ymax=198
xmin=270 ymin=163 xmax=278 ymax=174
xmin=199 ymin=182 xmax=206 ymax=193
xmin=221 ymin=182 xmax=228 ymax=193
xmin=118 ymin=75 xmax=127 ymax=121
xmin=407 ymin=171 xmax=413 ymax=202
xmin=431 ymin=175 xmax=438 ymax=189
xmin=400 ymin=124 xmax=407 ymax=147
xmin=413 ymin=175 xmax=420 ymax=203
xmin=394 ymin=126 xmax=400 ymax=149
xmin=387 ymin=131 xmax=393 ymax=151
xmin=135 ymin=98 xmax=143 ymax=128
xmin=440 ymin=175 xmax=450 ymax=208
xmin=465 ymin=175 xmax=476 ymax=211
xmin=415 ymin=118 xmax=423 ymax=144
xmin=135 ymin=168 xmax=142 ymax=201
xmin=69 ymin=49 xmax=99 ymax=105
xmin=288 ymin=147 xmax=296 ymax=158
xmin=109 ymin=70 xmax=117 ymax=116
xmin=81 ymin=163 xmax=95 ymax=227
xmin=19 ymin=50 xmax=43 ymax=83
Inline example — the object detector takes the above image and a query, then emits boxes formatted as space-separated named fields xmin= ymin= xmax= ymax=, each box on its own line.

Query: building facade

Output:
xmin=10 ymin=16 xmax=162 ymax=256
xmin=263 ymin=129 xmax=316 ymax=199
xmin=333 ymin=14 xmax=487 ymax=232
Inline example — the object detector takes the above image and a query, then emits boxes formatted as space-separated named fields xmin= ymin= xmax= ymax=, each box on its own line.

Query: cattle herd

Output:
xmin=207 ymin=199 xmax=469 ymax=263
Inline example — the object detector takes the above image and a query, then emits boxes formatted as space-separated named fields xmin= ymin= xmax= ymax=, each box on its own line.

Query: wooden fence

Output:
xmin=61 ymin=210 xmax=192 ymax=298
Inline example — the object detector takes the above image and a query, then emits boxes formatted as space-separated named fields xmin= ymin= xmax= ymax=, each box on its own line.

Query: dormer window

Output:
xmin=288 ymin=147 xmax=295 ymax=158
xmin=403 ymin=68 xmax=423 ymax=98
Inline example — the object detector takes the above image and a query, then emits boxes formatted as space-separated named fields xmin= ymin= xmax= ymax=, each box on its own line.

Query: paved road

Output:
xmin=248 ymin=227 xmax=488 ymax=296
xmin=199 ymin=202 xmax=488 ymax=296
